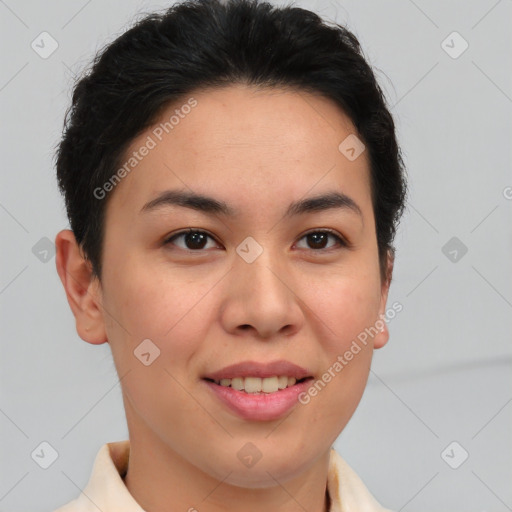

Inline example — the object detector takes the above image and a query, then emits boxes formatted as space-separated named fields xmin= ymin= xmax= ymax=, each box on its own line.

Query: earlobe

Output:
xmin=374 ymin=249 xmax=394 ymax=350
xmin=55 ymin=229 xmax=108 ymax=345
xmin=373 ymin=314 xmax=389 ymax=350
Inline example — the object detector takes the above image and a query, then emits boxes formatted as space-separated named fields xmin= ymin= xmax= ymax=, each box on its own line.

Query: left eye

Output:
xmin=165 ymin=229 xmax=346 ymax=252
xmin=295 ymin=230 xmax=346 ymax=251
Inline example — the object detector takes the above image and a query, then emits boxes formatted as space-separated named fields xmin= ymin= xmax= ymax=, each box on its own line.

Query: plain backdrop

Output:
xmin=1 ymin=0 xmax=511 ymax=510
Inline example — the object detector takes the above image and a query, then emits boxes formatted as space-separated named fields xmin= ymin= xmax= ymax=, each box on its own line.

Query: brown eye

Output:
xmin=165 ymin=229 xmax=218 ymax=251
xmin=295 ymin=230 xmax=347 ymax=251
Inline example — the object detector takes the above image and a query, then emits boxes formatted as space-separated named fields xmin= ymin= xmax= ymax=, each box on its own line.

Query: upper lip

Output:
xmin=203 ymin=360 xmax=312 ymax=381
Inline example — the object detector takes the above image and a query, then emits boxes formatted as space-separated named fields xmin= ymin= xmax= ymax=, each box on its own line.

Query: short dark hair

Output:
xmin=56 ymin=0 xmax=407 ymax=282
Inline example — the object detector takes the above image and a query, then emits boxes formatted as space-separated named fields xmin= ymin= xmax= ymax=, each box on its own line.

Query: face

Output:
xmin=59 ymin=84 xmax=392 ymax=488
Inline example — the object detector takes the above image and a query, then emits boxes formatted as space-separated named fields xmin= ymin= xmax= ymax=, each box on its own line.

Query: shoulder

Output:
xmin=328 ymin=449 xmax=394 ymax=512
xmin=51 ymin=441 xmax=139 ymax=512
xmin=52 ymin=500 xmax=83 ymax=512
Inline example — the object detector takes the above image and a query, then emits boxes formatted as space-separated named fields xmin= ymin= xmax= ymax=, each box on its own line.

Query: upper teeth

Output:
xmin=217 ymin=376 xmax=297 ymax=393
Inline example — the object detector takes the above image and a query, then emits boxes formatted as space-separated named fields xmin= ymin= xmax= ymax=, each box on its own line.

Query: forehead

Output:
xmin=106 ymin=84 xmax=372 ymax=218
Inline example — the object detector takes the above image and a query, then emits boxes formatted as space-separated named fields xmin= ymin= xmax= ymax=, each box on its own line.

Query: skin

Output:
xmin=56 ymin=83 xmax=393 ymax=512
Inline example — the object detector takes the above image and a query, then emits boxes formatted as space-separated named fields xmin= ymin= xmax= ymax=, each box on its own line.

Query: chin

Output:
xmin=203 ymin=448 xmax=315 ymax=489
xmin=219 ymin=465 xmax=298 ymax=489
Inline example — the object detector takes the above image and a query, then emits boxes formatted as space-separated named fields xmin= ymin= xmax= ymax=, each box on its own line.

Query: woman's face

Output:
xmin=94 ymin=84 xmax=391 ymax=486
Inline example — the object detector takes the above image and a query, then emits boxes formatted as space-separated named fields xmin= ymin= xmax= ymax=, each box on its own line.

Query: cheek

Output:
xmin=299 ymin=281 xmax=377 ymax=431
xmin=303 ymin=268 xmax=382 ymax=352
xmin=103 ymin=253 xmax=201 ymax=337
xmin=100 ymin=260 xmax=192 ymax=370
xmin=100 ymin=264 xmax=213 ymax=420
xmin=100 ymin=256 xmax=225 ymax=388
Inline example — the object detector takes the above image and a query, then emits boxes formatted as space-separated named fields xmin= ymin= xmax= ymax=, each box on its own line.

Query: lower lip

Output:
xmin=203 ymin=379 xmax=313 ymax=421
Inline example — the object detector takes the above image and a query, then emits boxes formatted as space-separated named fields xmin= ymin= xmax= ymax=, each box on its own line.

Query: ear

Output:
xmin=55 ymin=229 xmax=107 ymax=344
xmin=373 ymin=249 xmax=394 ymax=350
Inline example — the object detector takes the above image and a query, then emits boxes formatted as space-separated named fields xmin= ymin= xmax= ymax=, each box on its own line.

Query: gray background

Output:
xmin=1 ymin=0 xmax=511 ymax=510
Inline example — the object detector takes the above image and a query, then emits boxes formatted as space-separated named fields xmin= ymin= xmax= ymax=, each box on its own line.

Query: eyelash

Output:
xmin=164 ymin=228 xmax=349 ymax=253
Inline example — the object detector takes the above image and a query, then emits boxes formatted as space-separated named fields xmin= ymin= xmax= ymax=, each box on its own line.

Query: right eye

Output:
xmin=164 ymin=229 xmax=221 ymax=251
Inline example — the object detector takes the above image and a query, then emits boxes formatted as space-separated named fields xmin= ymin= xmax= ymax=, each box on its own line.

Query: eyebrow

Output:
xmin=141 ymin=189 xmax=362 ymax=219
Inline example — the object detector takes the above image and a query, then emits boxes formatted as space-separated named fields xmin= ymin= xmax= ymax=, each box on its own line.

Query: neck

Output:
xmin=123 ymin=420 xmax=331 ymax=512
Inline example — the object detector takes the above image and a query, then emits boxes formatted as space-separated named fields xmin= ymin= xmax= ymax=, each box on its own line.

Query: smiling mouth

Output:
xmin=204 ymin=376 xmax=312 ymax=394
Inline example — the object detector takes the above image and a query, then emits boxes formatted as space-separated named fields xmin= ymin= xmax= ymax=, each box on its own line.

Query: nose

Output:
xmin=220 ymin=246 xmax=304 ymax=340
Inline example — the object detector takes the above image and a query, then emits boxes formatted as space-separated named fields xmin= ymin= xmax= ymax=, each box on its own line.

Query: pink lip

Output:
xmin=203 ymin=378 xmax=313 ymax=422
xmin=203 ymin=360 xmax=312 ymax=381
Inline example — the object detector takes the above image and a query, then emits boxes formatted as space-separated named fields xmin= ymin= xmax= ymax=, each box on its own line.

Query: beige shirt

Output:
xmin=54 ymin=441 xmax=393 ymax=512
